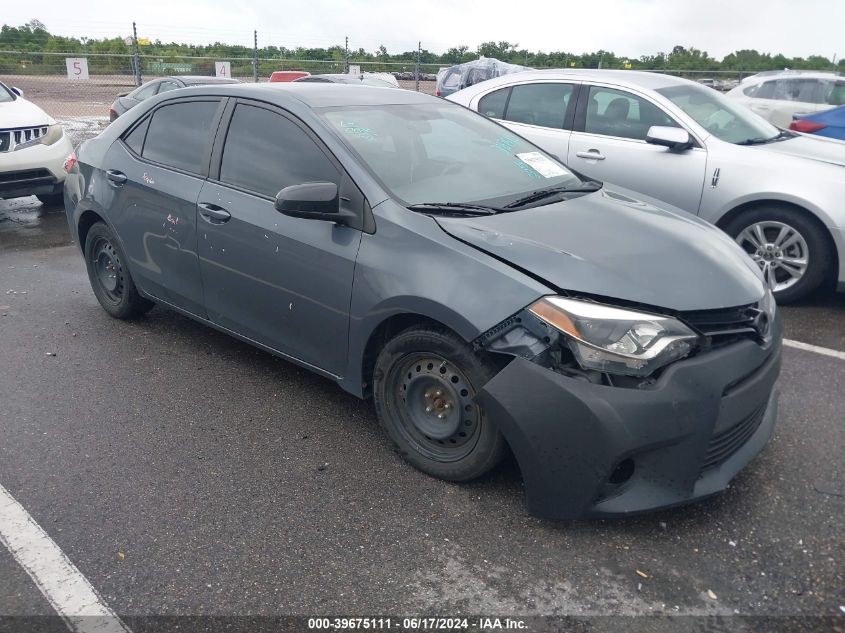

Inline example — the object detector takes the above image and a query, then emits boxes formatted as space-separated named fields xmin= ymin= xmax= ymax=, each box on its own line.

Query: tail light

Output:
xmin=63 ymin=152 xmax=77 ymax=173
xmin=789 ymin=119 xmax=826 ymax=133
xmin=109 ymin=106 xmax=118 ymax=122
xmin=435 ymin=89 xmax=440 ymax=97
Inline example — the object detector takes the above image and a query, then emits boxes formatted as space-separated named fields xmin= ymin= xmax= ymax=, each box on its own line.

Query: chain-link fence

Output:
xmin=0 ymin=50 xmax=444 ymax=141
xmin=0 ymin=49 xmax=769 ymax=144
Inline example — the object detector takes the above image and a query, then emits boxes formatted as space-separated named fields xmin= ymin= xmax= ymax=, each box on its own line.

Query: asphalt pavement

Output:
xmin=1 ymin=197 xmax=843 ymax=630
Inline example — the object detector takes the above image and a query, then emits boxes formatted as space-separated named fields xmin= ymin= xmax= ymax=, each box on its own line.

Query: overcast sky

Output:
xmin=6 ymin=0 xmax=843 ymax=60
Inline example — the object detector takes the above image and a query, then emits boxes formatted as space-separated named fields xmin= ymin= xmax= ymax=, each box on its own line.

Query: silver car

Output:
xmin=448 ymin=69 xmax=845 ymax=302
xmin=725 ymin=70 xmax=845 ymax=128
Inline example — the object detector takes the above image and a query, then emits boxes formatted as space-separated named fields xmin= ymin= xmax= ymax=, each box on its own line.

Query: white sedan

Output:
xmin=725 ymin=71 xmax=845 ymax=129
xmin=0 ymin=81 xmax=73 ymax=205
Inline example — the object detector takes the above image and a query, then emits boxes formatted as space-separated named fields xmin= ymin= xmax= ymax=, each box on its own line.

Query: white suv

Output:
xmin=726 ymin=71 xmax=845 ymax=129
xmin=0 ymin=81 xmax=74 ymax=205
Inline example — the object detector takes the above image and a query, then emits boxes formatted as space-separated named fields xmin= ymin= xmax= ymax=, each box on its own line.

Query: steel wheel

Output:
xmin=735 ymin=220 xmax=809 ymax=293
xmin=390 ymin=353 xmax=482 ymax=463
xmin=90 ymin=236 xmax=125 ymax=305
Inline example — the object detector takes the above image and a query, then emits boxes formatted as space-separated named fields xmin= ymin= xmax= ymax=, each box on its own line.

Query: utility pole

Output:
xmin=345 ymin=36 xmax=349 ymax=73
xmin=415 ymin=41 xmax=421 ymax=91
xmin=132 ymin=21 xmax=142 ymax=86
xmin=253 ymin=30 xmax=258 ymax=82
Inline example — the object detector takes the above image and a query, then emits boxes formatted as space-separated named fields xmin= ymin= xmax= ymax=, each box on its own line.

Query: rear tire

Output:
xmin=373 ymin=326 xmax=507 ymax=482
xmin=724 ymin=205 xmax=833 ymax=303
xmin=84 ymin=222 xmax=153 ymax=319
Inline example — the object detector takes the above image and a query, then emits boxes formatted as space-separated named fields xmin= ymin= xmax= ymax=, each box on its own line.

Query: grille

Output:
xmin=701 ymin=405 xmax=766 ymax=472
xmin=0 ymin=125 xmax=50 ymax=152
xmin=681 ymin=303 xmax=763 ymax=344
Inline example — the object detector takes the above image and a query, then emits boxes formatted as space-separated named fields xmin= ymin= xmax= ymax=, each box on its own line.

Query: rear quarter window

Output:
xmin=122 ymin=117 xmax=150 ymax=155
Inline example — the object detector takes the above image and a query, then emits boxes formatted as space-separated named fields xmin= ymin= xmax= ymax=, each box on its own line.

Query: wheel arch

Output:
xmin=355 ymin=312 xmax=466 ymax=400
xmin=76 ymin=208 xmax=106 ymax=252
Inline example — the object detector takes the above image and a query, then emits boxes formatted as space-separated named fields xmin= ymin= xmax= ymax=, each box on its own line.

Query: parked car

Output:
xmin=726 ymin=71 xmax=845 ymax=128
xmin=294 ymin=73 xmax=398 ymax=88
xmin=269 ymin=71 xmax=311 ymax=82
xmin=0 ymin=80 xmax=73 ymax=205
xmin=63 ymin=83 xmax=780 ymax=520
xmin=436 ymin=58 xmax=529 ymax=98
xmin=448 ymin=69 xmax=845 ymax=302
xmin=109 ymin=76 xmax=240 ymax=121
xmin=789 ymin=105 xmax=845 ymax=141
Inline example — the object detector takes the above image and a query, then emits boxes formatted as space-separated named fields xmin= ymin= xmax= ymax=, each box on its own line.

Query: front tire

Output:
xmin=373 ymin=326 xmax=507 ymax=482
xmin=725 ymin=205 xmax=833 ymax=303
xmin=84 ymin=222 xmax=153 ymax=319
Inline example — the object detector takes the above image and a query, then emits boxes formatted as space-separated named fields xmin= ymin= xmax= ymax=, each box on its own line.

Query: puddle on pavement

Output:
xmin=0 ymin=196 xmax=73 ymax=251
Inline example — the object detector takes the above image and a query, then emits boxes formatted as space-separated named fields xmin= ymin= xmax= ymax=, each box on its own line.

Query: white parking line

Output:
xmin=784 ymin=338 xmax=845 ymax=361
xmin=0 ymin=483 xmax=131 ymax=633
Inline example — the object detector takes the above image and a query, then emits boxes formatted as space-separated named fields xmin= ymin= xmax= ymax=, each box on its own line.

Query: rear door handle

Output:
xmin=575 ymin=150 xmax=606 ymax=161
xmin=106 ymin=169 xmax=127 ymax=185
xmin=198 ymin=202 xmax=231 ymax=223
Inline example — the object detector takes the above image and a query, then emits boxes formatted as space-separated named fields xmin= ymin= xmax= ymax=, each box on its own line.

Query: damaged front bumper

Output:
xmin=476 ymin=322 xmax=782 ymax=520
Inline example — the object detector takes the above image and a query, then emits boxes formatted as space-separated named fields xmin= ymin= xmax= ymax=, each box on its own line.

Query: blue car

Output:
xmin=790 ymin=105 xmax=845 ymax=141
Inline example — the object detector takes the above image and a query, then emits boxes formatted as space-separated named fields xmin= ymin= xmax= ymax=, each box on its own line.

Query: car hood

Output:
xmin=0 ymin=97 xmax=55 ymax=128
xmin=435 ymin=188 xmax=765 ymax=312
xmin=756 ymin=134 xmax=845 ymax=167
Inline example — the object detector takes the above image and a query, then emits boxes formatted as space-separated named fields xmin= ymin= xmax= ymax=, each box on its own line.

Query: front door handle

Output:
xmin=198 ymin=202 xmax=231 ymax=223
xmin=105 ymin=169 xmax=127 ymax=185
xmin=575 ymin=150 xmax=606 ymax=161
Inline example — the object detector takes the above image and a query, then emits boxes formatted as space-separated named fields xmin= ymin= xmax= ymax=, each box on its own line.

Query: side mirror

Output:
xmin=274 ymin=182 xmax=355 ymax=225
xmin=11 ymin=86 xmax=23 ymax=98
xmin=645 ymin=126 xmax=692 ymax=151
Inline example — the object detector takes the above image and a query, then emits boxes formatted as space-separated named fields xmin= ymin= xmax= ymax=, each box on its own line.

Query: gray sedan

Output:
xmin=448 ymin=69 xmax=845 ymax=302
xmin=63 ymin=84 xmax=779 ymax=519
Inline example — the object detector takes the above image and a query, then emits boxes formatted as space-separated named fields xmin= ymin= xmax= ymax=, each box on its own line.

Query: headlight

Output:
xmin=528 ymin=296 xmax=698 ymax=377
xmin=13 ymin=124 xmax=64 ymax=151
xmin=40 ymin=124 xmax=64 ymax=146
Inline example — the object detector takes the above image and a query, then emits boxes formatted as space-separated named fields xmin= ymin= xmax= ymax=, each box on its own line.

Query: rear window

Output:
xmin=505 ymin=83 xmax=572 ymax=129
xmin=142 ymin=100 xmax=219 ymax=174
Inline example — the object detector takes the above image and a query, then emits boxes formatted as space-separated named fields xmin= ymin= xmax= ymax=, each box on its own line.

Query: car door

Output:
xmin=103 ymin=97 xmax=224 ymax=315
xmin=474 ymin=82 xmax=578 ymax=161
xmin=567 ymin=84 xmax=707 ymax=213
xmin=197 ymin=100 xmax=363 ymax=375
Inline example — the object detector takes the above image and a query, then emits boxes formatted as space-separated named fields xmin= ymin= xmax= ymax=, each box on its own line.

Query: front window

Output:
xmin=821 ymin=80 xmax=845 ymax=106
xmin=320 ymin=102 xmax=582 ymax=206
xmin=657 ymin=84 xmax=781 ymax=144
xmin=585 ymin=86 xmax=678 ymax=140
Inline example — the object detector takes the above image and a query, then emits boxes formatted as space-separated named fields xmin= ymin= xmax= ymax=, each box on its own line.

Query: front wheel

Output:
xmin=373 ymin=326 xmax=507 ymax=482
xmin=84 ymin=222 xmax=153 ymax=319
xmin=725 ymin=206 xmax=833 ymax=303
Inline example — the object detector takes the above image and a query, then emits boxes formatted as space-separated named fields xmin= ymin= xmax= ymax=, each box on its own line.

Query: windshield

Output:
xmin=656 ymin=84 xmax=780 ymax=144
xmin=0 ymin=82 xmax=15 ymax=103
xmin=320 ymin=103 xmax=582 ymax=206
